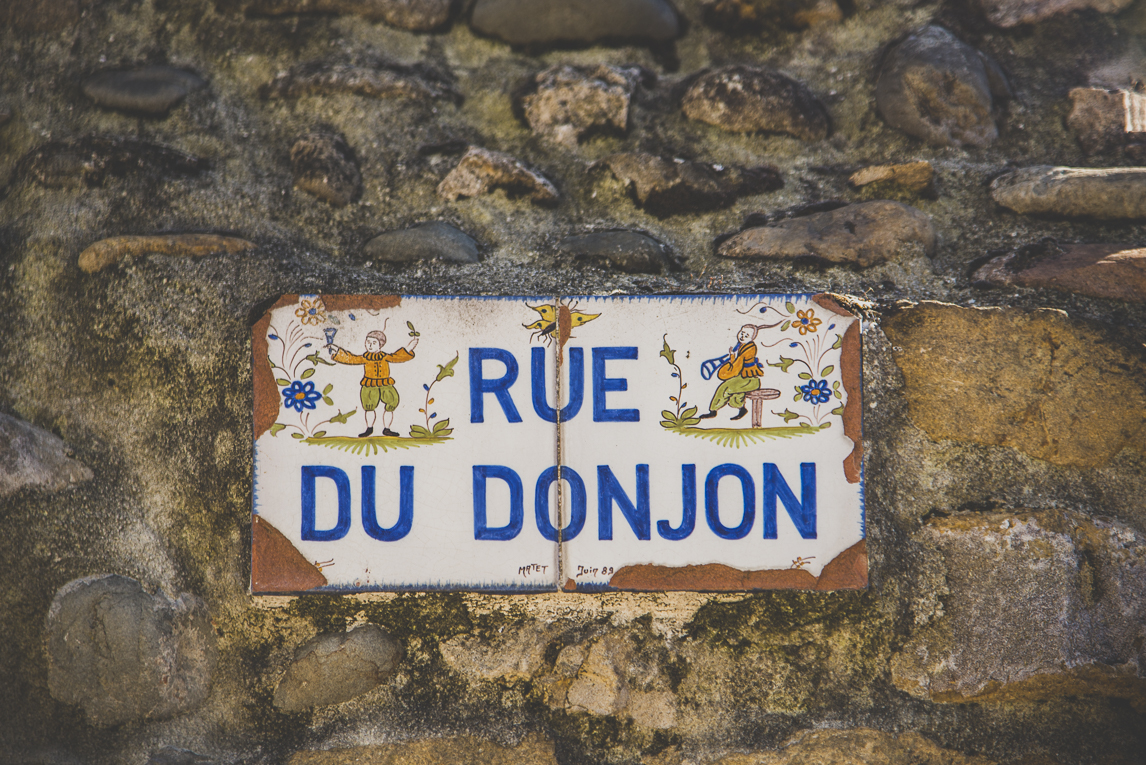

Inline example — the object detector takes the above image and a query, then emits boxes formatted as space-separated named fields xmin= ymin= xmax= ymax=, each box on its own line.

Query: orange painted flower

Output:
xmin=296 ymin=296 xmax=327 ymax=325
xmin=795 ymin=309 xmax=821 ymax=335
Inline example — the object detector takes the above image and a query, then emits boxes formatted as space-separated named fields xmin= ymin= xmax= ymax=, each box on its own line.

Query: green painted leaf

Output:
xmin=291 ymin=432 xmax=305 ymax=439
xmin=798 ymin=372 xmax=812 ymax=380
xmin=329 ymin=409 xmax=357 ymax=425
xmin=659 ymin=338 xmax=675 ymax=366
xmin=768 ymin=356 xmax=796 ymax=373
xmin=435 ymin=428 xmax=453 ymax=437
xmin=785 ymin=302 xmax=796 ymax=314
xmin=436 ymin=353 xmax=459 ymax=382
xmin=270 ymin=423 xmax=286 ymax=436
xmin=834 ymin=391 xmax=842 ymax=399
xmin=820 ymin=365 xmax=834 ymax=377
xmin=832 ymin=334 xmax=842 ymax=349
xmin=833 ymin=381 xmax=840 ymax=389
xmin=323 ymin=384 xmax=333 ymax=394
xmin=312 ymin=430 xmax=327 ymax=438
xmin=660 ymin=420 xmax=676 ymax=429
xmin=300 ymin=368 xmax=315 ymax=379
xmin=780 ymin=320 xmax=791 ymax=331
xmin=323 ymin=396 xmax=333 ymax=406
xmin=831 ymin=405 xmax=845 ymax=415
xmin=681 ymin=405 xmax=698 ymax=419
xmin=432 ymin=418 xmax=451 ymax=434
xmin=794 ymin=393 xmax=802 ymax=401
xmin=275 ymin=378 xmax=290 ymax=386
xmin=662 ymin=410 xmax=676 ymax=421
xmin=682 ymin=417 xmax=701 ymax=426
xmin=306 ymin=351 xmax=334 ymax=366
xmin=777 ymin=409 xmax=800 ymax=423
xmin=409 ymin=425 xmax=431 ymax=438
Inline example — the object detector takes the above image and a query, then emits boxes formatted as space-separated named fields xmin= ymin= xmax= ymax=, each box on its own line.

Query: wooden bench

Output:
xmin=746 ymin=389 xmax=781 ymax=428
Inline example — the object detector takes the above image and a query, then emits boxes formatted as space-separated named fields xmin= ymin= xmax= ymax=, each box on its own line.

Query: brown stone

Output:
xmin=79 ymin=234 xmax=256 ymax=273
xmin=978 ymin=0 xmax=1133 ymax=27
xmin=682 ymin=65 xmax=829 ymax=141
xmin=521 ymin=65 xmax=637 ymax=147
xmin=848 ymin=161 xmax=934 ymax=194
xmin=262 ymin=60 xmax=453 ymax=101
xmin=273 ymin=624 xmax=401 ymax=710
xmin=716 ymin=728 xmax=996 ymax=765
xmin=247 ymin=0 xmax=451 ymax=30
xmin=289 ymin=735 xmax=558 ymax=765
xmin=882 ymin=301 xmax=1146 ymax=467
xmin=990 ymin=166 xmax=1146 ymax=220
xmin=565 ymin=638 xmax=628 ymax=715
xmin=972 ymin=242 xmax=1146 ymax=303
xmin=1067 ymin=88 xmax=1137 ymax=155
xmin=291 ymin=129 xmax=362 ymax=207
xmin=891 ymin=510 xmax=1146 ymax=708
xmin=600 ymin=152 xmax=782 ymax=217
xmin=717 ymin=200 xmax=936 ymax=267
xmin=437 ymin=147 xmax=558 ymax=204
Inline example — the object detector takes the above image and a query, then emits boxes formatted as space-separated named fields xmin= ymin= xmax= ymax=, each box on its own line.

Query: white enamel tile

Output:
xmin=557 ymin=295 xmax=864 ymax=591
xmin=253 ymin=295 xmax=561 ymax=592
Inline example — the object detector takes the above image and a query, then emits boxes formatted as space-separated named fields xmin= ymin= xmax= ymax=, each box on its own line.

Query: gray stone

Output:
xmin=83 ymin=67 xmax=206 ymax=116
xmin=882 ymin=301 xmax=1146 ymax=467
xmin=681 ymin=65 xmax=829 ymax=141
xmin=437 ymin=147 xmax=558 ymax=204
xmin=364 ymin=222 xmax=480 ymax=264
xmin=291 ymin=129 xmax=361 ymax=207
xmin=246 ymin=0 xmax=451 ymax=30
xmin=46 ymin=575 xmax=217 ymax=727
xmin=558 ymin=230 xmax=679 ymax=274
xmin=717 ymin=200 xmax=936 ymax=267
xmin=990 ymin=165 xmax=1146 ymax=220
xmin=891 ymin=510 xmax=1146 ymax=707
xmin=876 ymin=26 xmax=1008 ymax=147
xmin=273 ymin=623 xmax=401 ymax=711
xmin=521 ymin=65 xmax=638 ymax=147
xmin=262 ymin=59 xmax=455 ymax=101
xmin=978 ymin=0 xmax=1133 ymax=27
xmin=600 ymin=152 xmax=782 ymax=217
xmin=0 ymin=412 xmax=92 ymax=497
xmin=469 ymin=0 xmax=680 ymax=46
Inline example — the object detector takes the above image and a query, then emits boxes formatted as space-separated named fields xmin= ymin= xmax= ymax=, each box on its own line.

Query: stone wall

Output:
xmin=2 ymin=0 xmax=1145 ymax=763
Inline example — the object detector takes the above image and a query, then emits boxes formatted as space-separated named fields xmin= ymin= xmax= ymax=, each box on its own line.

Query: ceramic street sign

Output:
xmin=252 ymin=294 xmax=865 ymax=594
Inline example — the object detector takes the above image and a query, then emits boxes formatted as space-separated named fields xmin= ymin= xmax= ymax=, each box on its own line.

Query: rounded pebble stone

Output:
xmin=364 ymin=222 xmax=480 ymax=264
xmin=470 ymin=0 xmax=680 ymax=46
xmin=875 ymin=26 xmax=1008 ymax=148
xmin=273 ymin=623 xmax=402 ymax=711
xmin=83 ymin=66 xmax=206 ymax=115
xmin=558 ymin=230 xmax=680 ymax=274
xmin=682 ymin=65 xmax=829 ymax=141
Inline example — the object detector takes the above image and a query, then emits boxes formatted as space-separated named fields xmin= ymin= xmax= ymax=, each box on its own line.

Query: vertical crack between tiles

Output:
xmin=555 ymin=298 xmax=567 ymax=591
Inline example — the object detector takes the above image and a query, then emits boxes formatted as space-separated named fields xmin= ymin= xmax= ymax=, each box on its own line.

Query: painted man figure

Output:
xmin=699 ymin=324 xmax=766 ymax=421
xmin=328 ymin=328 xmax=418 ymax=437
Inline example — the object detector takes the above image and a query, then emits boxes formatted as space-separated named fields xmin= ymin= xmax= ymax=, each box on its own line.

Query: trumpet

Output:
xmin=700 ymin=354 xmax=731 ymax=381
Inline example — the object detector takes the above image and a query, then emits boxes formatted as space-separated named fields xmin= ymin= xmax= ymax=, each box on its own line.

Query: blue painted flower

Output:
xmin=282 ymin=380 xmax=322 ymax=411
xmin=800 ymin=379 xmax=832 ymax=404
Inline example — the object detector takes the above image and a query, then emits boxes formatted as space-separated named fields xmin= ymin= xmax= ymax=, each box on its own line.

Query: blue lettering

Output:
xmin=532 ymin=346 xmax=584 ymax=422
xmin=657 ymin=464 xmax=696 ymax=540
xmin=535 ymin=466 xmax=586 ymax=542
xmin=361 ymin=466 xmax=414 ymax=541
xmin=301 ymin=465 xmax=351 ymax=541
xmin=473 ymin=465 xmax=524 ymax=541
xmin=705 ymin=464 xmax=755 ymax=540
xmin=597 ymin=465 xmax=650 ymax=540
xmin=762 ymin=463 xmax=817 ymax=539
xmin=469 ymin=348 xmax=523 ymax=423
xmin=592 ymin=347 xmax=639 ymax=422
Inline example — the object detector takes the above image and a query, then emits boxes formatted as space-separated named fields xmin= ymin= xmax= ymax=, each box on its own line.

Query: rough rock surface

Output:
xmin=600 ymin=152 xmax=782 ymax=216
xmin=876 ymin=26 xmax=1008 ymax=148
xmin=718 ymin=200 xmax=936 ymax=267
xmin=46 ymin=575 xmax=217 ymax=727
xmin=565 ymin=638 xmax=628 ymax=716
xmin=558 ymin=230 xmax=679 ymax=273
xmin=1066 ymin=87 xmax=1145 ymax=155
xmin=848 ymin=161 xmax=934 ymax=195
xmin=978 ymin=0 xmax=1134 ymax=27
xmin=891 ymin=510 xmax=1146 ymax=706
xmin=700 ymin=0 xmax=843 ymax=31
xmin=0 ymin=412 xmax=92 ymax=497
xmin=715 ymin=728 xmax=996 ymax=765
xmin=83 ymin=67 xmax=206 ymax=115
xmin=882 ymin=301 xmax=1146 ymax=467
xmin=246 ymin=0 xmax=451 ymax=30
xmin=521 ymin=65 xmax=637 ymax=146
xmin=682 ymin=65 xmax=829 ymax=141
xmin=363 ymin=222 xmax=479 ymax=264
xmin=262 ymin=59 xmax=453 ymax=101
xmin=991 ymin=165 xmax=1146 ymax=220
xmin=290 ymin=129 xmax=362 ymax=207
xmin=469 ymin=0 xmax=680 ymax=46
xmin=289 ymin=735 xmax=559 ymax=765
xmin=273 ymin=624 xmax=401 ymax=710
xmin=148 ymin=748 xmax=217 ymax=765
xmin=439 ymin=624 xmax=556 ymax=682
xmin=972 ymin=241 xmax=1146 ymax=303
xmin=437 ymin=147 xmax=558 ymax=204
xmin=79 ymin=234 xmax=256 ymax=273
xmin=16 ymin=136 xmax=206 ymax=188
